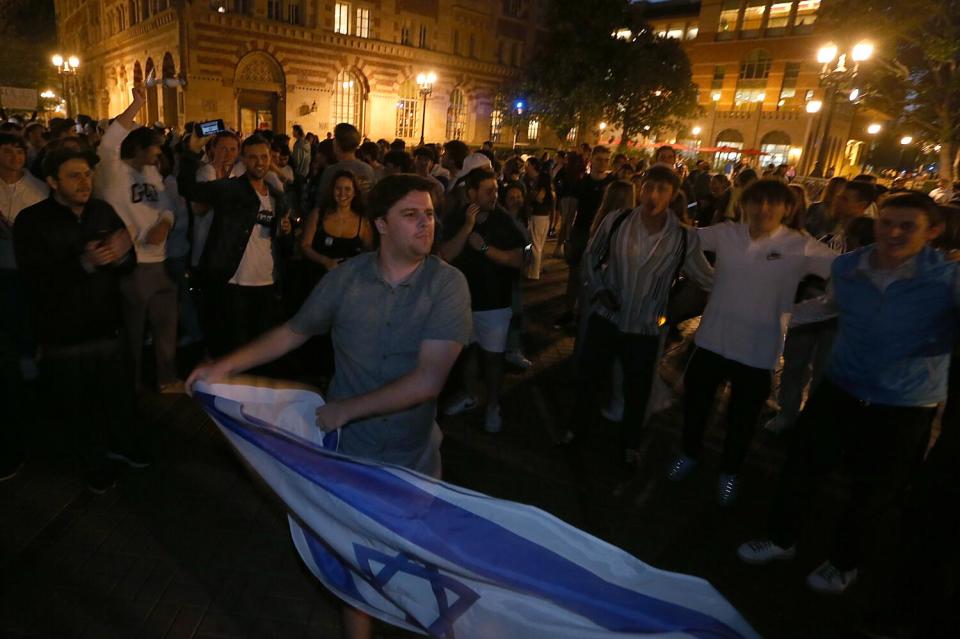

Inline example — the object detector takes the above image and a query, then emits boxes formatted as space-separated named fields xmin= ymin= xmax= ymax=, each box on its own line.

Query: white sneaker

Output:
xmin=443 ymin=395 xmax=478 ymax=416
xmin=666 ymin=454 xmax=698 ymax=481
xmin=600 ymin=398 xmax=624 ymax=423
xmin=763 ymin=414 xmax=791 ymax=434
xmin=484 ymin=406 xmax=502 ymax=433
xmin=737 ymin=539 xmax=797 ymax=565
xmin=806 ymin=561 xmax=857 ymax=595
xmin=505 ymin=350 xmax=533 ymax=370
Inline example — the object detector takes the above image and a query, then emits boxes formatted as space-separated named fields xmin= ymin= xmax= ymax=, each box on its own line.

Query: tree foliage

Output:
xmin=819 ymin=0 xmax=960 ymax=176
xmin=517 ymin=0 xmax=698 ymax=146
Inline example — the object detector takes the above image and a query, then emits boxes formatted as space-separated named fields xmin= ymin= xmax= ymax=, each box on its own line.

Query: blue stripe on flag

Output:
xmin=197 ymin=391 xmax=746 ymax=638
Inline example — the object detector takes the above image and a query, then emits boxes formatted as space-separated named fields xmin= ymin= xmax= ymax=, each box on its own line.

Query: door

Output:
xmin=237 ymin=90 xmax=279 ymax=137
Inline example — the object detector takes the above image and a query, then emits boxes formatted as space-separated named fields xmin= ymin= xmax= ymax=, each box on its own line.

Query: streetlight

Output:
xmin=512 ymin=100 xmax=526 ymax=147
xmin=691 ymin=126 xmax=702 ymax=157
xmin=415 ymin=71 xmax=436 ymax=145
xmin=898 ymin=135 xmax=913 ymax=172
xmin=797 ymin=99 xmax=823 ymax=174
xmin=51 ymin=53 xmax=80 ymax=118
xmin=811 ymin=40 xmax=872 ymax=176
xmin=862 ymin=123 xmax=882 ymax=172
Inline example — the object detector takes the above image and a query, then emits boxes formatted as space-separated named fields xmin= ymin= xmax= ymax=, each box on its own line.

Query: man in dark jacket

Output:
xmin=13 ymin=149 xmax=147 ymax=493
xmin=178 ymin=133 xmax=293 ymax=357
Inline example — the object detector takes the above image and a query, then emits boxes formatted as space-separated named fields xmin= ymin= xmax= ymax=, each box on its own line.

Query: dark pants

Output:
xmin=682 ymin=347 xmax=772 ymax=473
xmin=203 ymin=283 xmax=280 ymax=358
xmin=0 ymin=268 xmax=34 ymax=358
xmin=768 ymin=379 xmax=935 ymax=571
xmin=119 ymin=263 xmax=179 ymax=390
xmin=41 ymin=337 xmax=140 ymax=472
xmin=572 ymin=313 xmax=660 ymax=449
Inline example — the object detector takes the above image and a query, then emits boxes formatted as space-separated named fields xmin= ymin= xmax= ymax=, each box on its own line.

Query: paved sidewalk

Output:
xmin=3 ymin=248 xmax=884 ymax=638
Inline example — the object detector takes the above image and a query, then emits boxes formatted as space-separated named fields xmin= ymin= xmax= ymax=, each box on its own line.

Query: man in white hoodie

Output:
xmin=95 ymin=87 xmax=181 ymax=393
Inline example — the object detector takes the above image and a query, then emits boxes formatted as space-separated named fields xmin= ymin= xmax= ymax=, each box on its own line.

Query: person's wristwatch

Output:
xmin=479 ymin=241 xmax=489 ymax=255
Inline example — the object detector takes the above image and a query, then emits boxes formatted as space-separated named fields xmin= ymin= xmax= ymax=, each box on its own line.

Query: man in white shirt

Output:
xmin=94 ymin=87 xmax=181 ymax=394
xmin=669 ymin=179 xmax=837 ymax=505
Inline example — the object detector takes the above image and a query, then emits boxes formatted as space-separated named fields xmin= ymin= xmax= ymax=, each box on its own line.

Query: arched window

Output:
xmin=332 ymin=69 xmax=364 ymax=129
xmin=395 ymin=79 xmax=419 ymax=139
xmin=760 ymin=130 xmax=791 ymax=166
xmin=490 ymin=93 xmax=505 ymax=142
xmin=715 ymin=128 xmax=744 ymax=168
xmin=445 ymin=88 xmax=466 ymax=141
xmin=735 ymin=49 xmax=771 ymax=108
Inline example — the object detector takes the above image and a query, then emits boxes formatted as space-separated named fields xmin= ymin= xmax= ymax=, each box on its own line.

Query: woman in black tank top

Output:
xmin=301 ymin=169 xmax=373 ymax=281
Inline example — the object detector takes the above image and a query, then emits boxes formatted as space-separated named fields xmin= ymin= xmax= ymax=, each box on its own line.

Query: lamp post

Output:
xmin=51 ymin=53 xmax=80 ymax=118
xmin=862 ymin=122 xmax=882 ymax=173
xmin=811 ymin=40 xmax=872 ymax=176
xmin=512 ymin=100 xmax=525 ymax=148
xmin=798 ymin=99 xmax=823 ymax=175
xmin=416 ymin=71 xmax=436 ymax=146
xmin=898 ymin=135 xmax=913 ymax=172
xmin=691 ymin=125 xmax=702 ymax=157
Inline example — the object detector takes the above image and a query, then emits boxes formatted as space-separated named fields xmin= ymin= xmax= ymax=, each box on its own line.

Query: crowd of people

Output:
xmin=1 ymin=86 xmax=957 ymax=637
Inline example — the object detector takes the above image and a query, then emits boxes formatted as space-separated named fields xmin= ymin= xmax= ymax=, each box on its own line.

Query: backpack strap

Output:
xmin=594 ymin=208 xmax=634 ymax=272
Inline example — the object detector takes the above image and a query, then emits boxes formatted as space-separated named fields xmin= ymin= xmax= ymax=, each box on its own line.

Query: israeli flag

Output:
xmin=194 ymin=381 xmax=758 ymax=639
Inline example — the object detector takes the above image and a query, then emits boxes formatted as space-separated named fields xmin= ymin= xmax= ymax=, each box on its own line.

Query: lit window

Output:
xmin=778 ymin=62 xmax=801 ymax=106
xmin=446 ymin=88 xmax=466 ymax=140
xmin=735 ymin=49 xmax=772 ymax=109
xmin=334 ymin=2 xmax=349 ymax=34
xmin=566 ymin=125 xmax=578 ymax=142
xmin=395 ymin=79 xmax=419 ymax=139
xmin=490 ymin=94 xmax=506 ymax=143
xmin=527 ymin=119 xmax=540 ymax=141
xmin=613 ymin=28 xmax=632 ymax=40
xmin=768 ymin=2 xmax=792 ymax=29
xmin=718 ymin=1 xmax=740 ymax=33
xmin=742 ymin=1 xmax=766 ymax=32
xmin=333 ymin=69 xmax=363 ymax=128
xmin=666 ymin=26 xmax=684 ymax=39
xmin=355 ymin=7 xmax=369 ymax=37
xmin=686 ymin=25 xmax=699 ymax=40
xmin=795 ymin=0 xmax=821 ymax=26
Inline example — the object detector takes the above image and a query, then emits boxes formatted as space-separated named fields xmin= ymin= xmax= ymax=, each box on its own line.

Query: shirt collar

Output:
xmin=369 ymin=251 xmax=431 ymax=288
xmin=855 ymin=246 xmax=919 ymax=278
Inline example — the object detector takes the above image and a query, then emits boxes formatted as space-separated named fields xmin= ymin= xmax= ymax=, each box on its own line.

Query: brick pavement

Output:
xmin=2 ymin=244 xmax=882 ymax=638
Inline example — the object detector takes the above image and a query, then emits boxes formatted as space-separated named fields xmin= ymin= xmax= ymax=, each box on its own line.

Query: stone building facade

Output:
xmin=641 ymin=0 xmax=882 ymax=176
xmin=53 ymin=0 xmax=553 ymax=147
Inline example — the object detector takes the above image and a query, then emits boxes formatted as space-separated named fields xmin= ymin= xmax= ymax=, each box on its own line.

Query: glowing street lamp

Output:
xmin=867 ymin=123 xmax=882 ymax=135
xmin=51 ymin=53 xmax=80 ymax=118
xmin=805 ymin=100 xmax=823 ymax=114
xmin=415 ymin=71 xmax=436 ymax=145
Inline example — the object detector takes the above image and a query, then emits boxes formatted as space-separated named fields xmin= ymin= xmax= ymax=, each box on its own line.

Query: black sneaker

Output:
xmin=85 ymin=464 xmax=119 ymax=494
xmin=106 ymin=444 xmax=152 ymax=469
xmin=0 ymin=451 xmax=24 ymax=482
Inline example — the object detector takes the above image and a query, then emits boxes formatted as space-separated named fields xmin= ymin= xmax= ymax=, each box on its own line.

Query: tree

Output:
xmin=517 ymin=0 xmax=698 ymax=148
xmin=819 ymin=0 xmax=960 ymax=178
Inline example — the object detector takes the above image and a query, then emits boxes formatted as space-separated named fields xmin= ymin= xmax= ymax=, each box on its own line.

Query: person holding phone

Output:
xmin=440 ymin=168 xmax=527 ymax=433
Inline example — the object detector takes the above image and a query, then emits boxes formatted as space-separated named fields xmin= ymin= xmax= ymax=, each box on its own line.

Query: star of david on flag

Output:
xmin=194 ymin=381 xmax=759 ymax=639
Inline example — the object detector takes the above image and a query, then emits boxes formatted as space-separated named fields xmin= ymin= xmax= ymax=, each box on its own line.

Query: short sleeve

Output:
xmin=803 ymin=236 xmax=838 ymax=279
xmin=422 ymin=266 xmax=472 ymax=345
xmin=289 ymin=272 xmax=339 ymax=336
xmin=696 ymin=223 xmax=725 ymax=252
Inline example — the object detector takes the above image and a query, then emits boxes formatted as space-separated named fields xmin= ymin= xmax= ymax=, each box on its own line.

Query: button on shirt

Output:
xmin=695 ymin=223 xmax=837 ymax=370
xmin=289 ymin=252 xmax=471 ymax=469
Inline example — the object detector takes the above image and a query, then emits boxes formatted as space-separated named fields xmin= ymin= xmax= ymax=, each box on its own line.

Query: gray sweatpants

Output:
xmin=119 ymin=262 xmax=178 ymax=391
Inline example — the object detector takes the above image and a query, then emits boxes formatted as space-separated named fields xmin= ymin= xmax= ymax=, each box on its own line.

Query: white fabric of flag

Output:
xmin=194 ymin=381 xmax=759 ymax=639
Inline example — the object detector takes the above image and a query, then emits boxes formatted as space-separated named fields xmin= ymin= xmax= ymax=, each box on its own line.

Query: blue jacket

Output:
xmin=828 ymin=246 xmax=958 ymax=406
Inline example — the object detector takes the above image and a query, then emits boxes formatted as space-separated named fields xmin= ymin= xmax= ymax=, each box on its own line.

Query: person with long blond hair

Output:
xmin=590 ymin=180 xmax=636 ymax=238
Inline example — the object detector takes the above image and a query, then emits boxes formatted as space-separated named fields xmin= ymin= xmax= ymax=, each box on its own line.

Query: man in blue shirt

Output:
xmin=737 ymin=192 xmax=956 ymax=595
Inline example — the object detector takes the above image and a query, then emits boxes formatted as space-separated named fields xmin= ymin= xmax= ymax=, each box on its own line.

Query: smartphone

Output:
xmin=197 ymin=119 xmax=225 ymax=136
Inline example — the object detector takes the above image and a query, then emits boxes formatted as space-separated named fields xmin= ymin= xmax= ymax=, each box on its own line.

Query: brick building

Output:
xmin=639 ymin=0 xmax=881 ymax=175
xmin=52 ymin=0 xmax=553 ymax=146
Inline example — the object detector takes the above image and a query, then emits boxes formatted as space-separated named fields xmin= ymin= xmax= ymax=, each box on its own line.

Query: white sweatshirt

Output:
xmin=94 ymin=121 xmax=174 ymax=263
